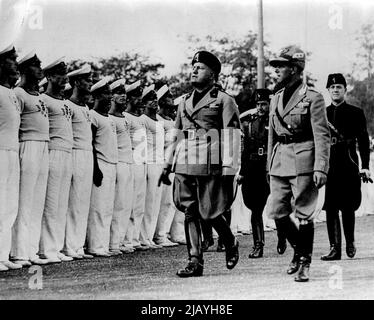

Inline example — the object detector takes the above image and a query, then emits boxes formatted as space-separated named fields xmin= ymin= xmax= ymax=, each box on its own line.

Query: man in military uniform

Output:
xmin=267 ymin=46 xmax=330 ymax=282
xmin=237 ymin=88 xmax=271 ymax=258
xmin=321 ymin=73 xmax=371 ymax=261
xmin=159 ymin=50 xmax=241 ymax=277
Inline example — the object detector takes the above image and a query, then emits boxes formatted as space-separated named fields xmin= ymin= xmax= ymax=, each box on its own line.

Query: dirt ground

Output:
xmin=1 ymin=215 xmax=374 ymax=300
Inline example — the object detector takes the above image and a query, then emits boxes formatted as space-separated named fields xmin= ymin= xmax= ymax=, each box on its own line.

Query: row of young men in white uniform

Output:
xmin=0 ymin=44 xmax=185 ymax=272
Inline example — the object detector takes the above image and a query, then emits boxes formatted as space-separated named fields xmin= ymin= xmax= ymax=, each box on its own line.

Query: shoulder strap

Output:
xmin=274 ymin=103 xmax=295 ymax=134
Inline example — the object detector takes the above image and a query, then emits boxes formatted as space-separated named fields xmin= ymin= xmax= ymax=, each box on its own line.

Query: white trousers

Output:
xmin=39 ymin=150 xmax=72 ymax=259
xmin=125 ymin=163 xmax=146 ymax=247
xmin=11 ymin=141 xmax=48 ymax=261
xmin=140 ymin=163 xmax=164 ymax=244
xmin=109 ymin=162 xmax=134 ymax=250
xmin=86 ymin=159 xmax=116 ymax=254
xmin=0 ymin=150 xmax=19 ymax=262
xmin=64 ymin=150 xmax=93 ymax=256
xmin=154 ymin=172 xmax=176 ymax=243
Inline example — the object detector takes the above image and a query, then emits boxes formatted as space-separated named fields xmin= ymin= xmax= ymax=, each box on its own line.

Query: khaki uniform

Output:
xmin=267 ymin=83 xmax=330 ymax=221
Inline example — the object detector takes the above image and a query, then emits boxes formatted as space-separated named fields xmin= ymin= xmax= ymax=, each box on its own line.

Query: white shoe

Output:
xmin=80 ymin=253 xmax=94 ymax=259
xmin=119 ymin=245 xmax=135 ymax=253
xmin=149 ymin=241 xmax=163 ymax=249
xmin=0 ymin=263 xmax=9 ymax=271
xmin=57 ymin=253 xmax=74 ymax=262
xmin=108 ymin=250 xmax=122 ymax=256
xmin=30 ymin=258 xmax=51 ymax=265
xmin=2 ymin=261 xmax=22 ymax=270
xmin=155 ymin=238 xmax=179 ymax=247
xmin=12 ymin=259 xmax=32 ymax=267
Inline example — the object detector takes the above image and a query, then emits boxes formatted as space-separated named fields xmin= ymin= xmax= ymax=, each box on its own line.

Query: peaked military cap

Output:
xmin=192 ymin=50 xmax=221 ymax=76
xmin=17 ymin=50 xmax=40 ymax=66
xmin=156 ymin=84 xmax=170 ymax=101
xmin=326 ymin=73 xmax=346 ymax=88
xmin=270 ymin=45 xmax=305 ymax=70
xmin=90 ymin=76 xmax=112 ymax=93
xmin=67 ymin=64 xmax=91 ymax=78
xmin=141 ymin=84 xmax=156 ymax=101
xmin=110 ymin=78 xmax=126 ymax=92
xmin=0 ymin=43 xmax=16 ymax=58
xmin=43 ymin=56 xmax=67 ymax=75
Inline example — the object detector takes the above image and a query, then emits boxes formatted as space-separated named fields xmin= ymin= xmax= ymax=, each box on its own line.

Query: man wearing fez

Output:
xmin=159 ymin=50 xmax=241 ymax=277
xmin=108 ymin=79 xmax=135 ymax=254
xmin=267 ymin=46 xmax=330 ymax=282
xmin=86 ymin=77 xmax=118 ymax=257
xmin=10 ymin=52 xmax=50 ymax=266
xmin=0 ymin=44 xmax=22 ymax=271
xmin=63 ymin=64 xmax=94 ymax=259
xmin=39 ymin=57 xmax=74 ymax=263
xmin=321 ymin=73 xmax=371 ymax=261
xmin=237 ymin=88 xmax=271 ymax=259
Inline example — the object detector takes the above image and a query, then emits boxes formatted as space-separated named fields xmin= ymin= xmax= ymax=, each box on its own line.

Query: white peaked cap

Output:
xmin=239 ymin=108 xmax=258 ymax=119
xmin=67 ymin=64 xmax=91 ymax=78
xmin=125 ymin=80 xmax=141 ymax=93
xmin=90 ymin=75 xmax=112 ymax=93
xmin=141 ymin=84 xmax=155 ymax=100
xmin=17 ymin=50 xmax=37 ymax=65
xmin=39 ymin=77 xmax=47 ymax=87
xmin=42 ymin=56 xmax=65 ymax=71
xmin=109 ymin=78 xmax=126 ymax=91
xmin=0 ymin=43 xmax=15 ymax=56
xmin=156 ymin=84 xmax=169 ymax=101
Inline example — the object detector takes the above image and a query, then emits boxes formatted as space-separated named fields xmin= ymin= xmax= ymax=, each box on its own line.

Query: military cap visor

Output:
xmin=326 ymin=73 xmax=347 ymax=88
xmin=192 ymin=50 xmax=221 ymax=76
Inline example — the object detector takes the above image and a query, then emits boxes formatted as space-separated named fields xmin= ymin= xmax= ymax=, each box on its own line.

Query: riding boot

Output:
xmin=216 ymin=210 xmax=232 ymax=252
xmin=321 ymin=210 xmax=341 ymax=261
xmin=342 ymin=210 xmax=356 ymax=258
xmin=294 ymin=221 xmax=314 ymax=282
xmin=201 ymin=219 xmax=214 ymax=251
xmin=248 ymin=211 xmax=264 ymax=258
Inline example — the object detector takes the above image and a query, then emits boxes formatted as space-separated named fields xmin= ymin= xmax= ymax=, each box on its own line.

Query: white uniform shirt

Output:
xmin=156 ymin=114 xmax=174 ymax=162
xmin=41 ymin=93 xmax=73 ymax=153
xmin=0 ymin=85 xmax=20 ymax=151
xmin=14 ymin=87 xmax=49 ymax=142
xmin=141 ymin=114 xmax=164 ymax=165
xmin=124 ymin=111 xmax=147 ymax=165
xmin=65 ymin=100 xmax=92 ymax=151
xmin=90 ymin=110 xmax=118 ymax=164
xmin=109 ymin=114 xmax=133 ymax=164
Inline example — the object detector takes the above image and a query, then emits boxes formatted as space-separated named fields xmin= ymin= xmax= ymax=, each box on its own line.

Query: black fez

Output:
xmin=254 ymin=88 xmax=271 ymax=103
xmin=192 ymin=50 xmax=221 ymax=76
xmin=326 ymin=73 xmax=347 ymax=88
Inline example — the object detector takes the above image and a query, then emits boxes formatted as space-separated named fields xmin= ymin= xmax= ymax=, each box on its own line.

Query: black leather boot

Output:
xmin=321 ymin=210 xmax=341 ymax=261
xmin=248 ymin=242 xmax=263 ymax=258
xmin=294 ymin=222 xmax=314 ymax=282
xmin=346 ymin=242 xmax=356 ymax=258
xmin=201 ymin=219 xmax=214 ymax=252
xmin=226 ymin=238 xmax=239 ymax=270
xmin=287 ymin=248 xmax=299 ymax=274
xmin=216 ymin=238 xmax=225 ymax=252
xmin=176 ymin=257 xmax=204 ymax=277
xmin=275 ymin=219 xmax=287 ymax=254
xmin=275 ymin=216 xmax=298 ymax=255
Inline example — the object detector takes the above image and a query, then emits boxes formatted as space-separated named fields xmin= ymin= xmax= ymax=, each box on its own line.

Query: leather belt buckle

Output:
xmin=187 ymin=129 xmax=196 ymax=140
xmin=331 ymin=137 xmax=337 ymax=145
xmin=258 ymin=147 xmax=264 ymax=156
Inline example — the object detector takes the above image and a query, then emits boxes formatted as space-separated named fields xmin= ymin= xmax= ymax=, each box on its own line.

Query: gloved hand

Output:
xmin=236 ymin=174 xmax=244 ymax=185
xmin=158 ymin=166 xmax=172 ymax=186
xmin=93 ymin=166 xmax=103 ymax=187
xmin=360 ymin=169 xmax=373 ymax=183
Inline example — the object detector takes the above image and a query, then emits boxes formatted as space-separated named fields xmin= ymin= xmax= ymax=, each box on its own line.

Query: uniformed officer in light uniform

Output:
xmin=0 ymin=44 xmax=22 ymax=271
xmin=86 ymin=77 xmax=118 ymax=257
xmin=10 ymin=52 xmax=50 ymax=266
xmin=123 ymin=80 xmax=149 ymax=251
xmin=108 ymin=79 xmax=135 ymax=254
xmin=138 ymin=84 xmax=164 ymax=249
xmin=267 ymin=46 xmax=330 ymax=282
xmin=153 ymin=85 xmax=179 ymax=247
xmin=159 ymin=51 xmax=241 ymax=277
xmin=237 ymin=88 xmax=271 ymax=259
xmin=39 ymin=57 xmax=74 ymax=263
xmin=63 ymin=64 xmax=94 ymax=259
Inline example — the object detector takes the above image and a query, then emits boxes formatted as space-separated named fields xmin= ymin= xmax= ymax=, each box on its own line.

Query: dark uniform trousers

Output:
xmin=323 ymin=102 xmax=370 ymax=252
xmin=241 ymin=115 xmax=269 ymax=248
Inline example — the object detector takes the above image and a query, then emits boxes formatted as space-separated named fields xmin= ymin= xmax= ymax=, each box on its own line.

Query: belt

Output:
xmin=276 ymin=134 xmax=312 ymax=144
xmin=248 ymin=148 xmax=267 ymax=160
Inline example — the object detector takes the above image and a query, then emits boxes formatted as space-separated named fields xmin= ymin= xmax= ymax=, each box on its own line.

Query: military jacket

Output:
xmin=267 ymin=83 xmax=330 ymax=176
xmin=167 ymin=86 xmax=241 ymax=176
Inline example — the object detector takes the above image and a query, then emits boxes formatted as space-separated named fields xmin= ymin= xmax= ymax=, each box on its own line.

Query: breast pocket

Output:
xmin=197 ymin=107 xmax=221 ymax=128
xmin=289 ymin=106 xmax=309 ymax=128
